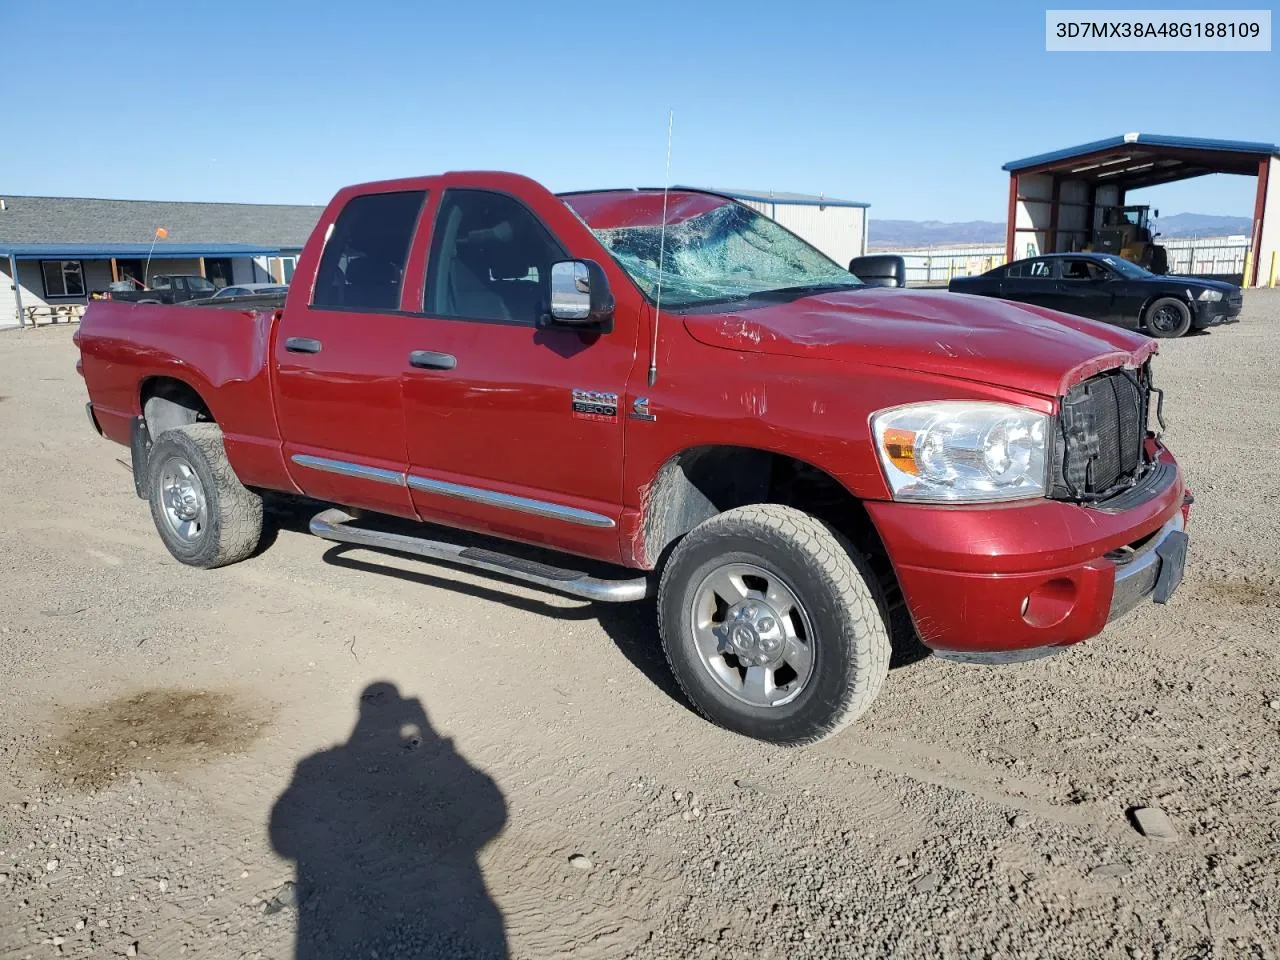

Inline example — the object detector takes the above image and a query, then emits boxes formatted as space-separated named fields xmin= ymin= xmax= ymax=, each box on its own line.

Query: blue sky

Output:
xmin=1 ymin=0 xmax=1273 ymax=220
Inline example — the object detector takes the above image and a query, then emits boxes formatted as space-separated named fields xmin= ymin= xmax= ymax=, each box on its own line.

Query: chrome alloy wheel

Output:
xmin=689 ymin=562 xmax=816 ymax=708
xmin=158 ymin=456 xmax=208 ymax=542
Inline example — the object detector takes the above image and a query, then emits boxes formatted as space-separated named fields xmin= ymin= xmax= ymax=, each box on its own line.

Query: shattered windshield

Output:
xmin=590 ymin=201 xmax=862 ymax=308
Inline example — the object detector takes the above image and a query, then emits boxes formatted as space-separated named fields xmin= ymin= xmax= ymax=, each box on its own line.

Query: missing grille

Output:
xmin=1051 ymin=367 xmax=1151 ymax=502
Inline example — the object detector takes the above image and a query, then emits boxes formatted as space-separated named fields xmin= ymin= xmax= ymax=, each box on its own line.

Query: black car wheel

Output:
xmin=1145 ymin=297 xmax=1192 ymax=338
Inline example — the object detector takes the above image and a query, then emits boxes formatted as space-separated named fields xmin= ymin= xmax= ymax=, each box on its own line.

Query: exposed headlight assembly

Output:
xmin=1196 ymin=289 xmax=1223 ymax=302
xmin=872 ymin=402 xmax=1049 ymax=503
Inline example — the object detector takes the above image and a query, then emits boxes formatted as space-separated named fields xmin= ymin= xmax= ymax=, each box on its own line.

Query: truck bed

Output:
xmin=77 ymin=299 xmax=293 ymax=493
xmin=181 ymin=293 xmax=290 ymax=310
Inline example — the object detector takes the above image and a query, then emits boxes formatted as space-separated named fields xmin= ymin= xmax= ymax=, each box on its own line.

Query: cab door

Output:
xmin=273 ymin=187 xmax=429 ymax=519
xmin=399 ymin=185 xmax=640 ymax=563
xmin=1055 ymin=258 xmax=1114 ymax=320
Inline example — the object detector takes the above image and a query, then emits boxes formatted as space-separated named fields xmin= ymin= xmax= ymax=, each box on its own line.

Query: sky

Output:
xmin=0 ymin=0 xmax=1273 ymax=221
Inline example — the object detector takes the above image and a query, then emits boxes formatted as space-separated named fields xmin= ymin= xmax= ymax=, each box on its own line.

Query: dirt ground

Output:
xmin=2 ymin=295 xmax=1278 ymax=960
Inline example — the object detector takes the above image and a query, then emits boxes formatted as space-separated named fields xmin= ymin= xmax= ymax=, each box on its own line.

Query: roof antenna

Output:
xmin=647 ymin=109 xmax=673 ymax=387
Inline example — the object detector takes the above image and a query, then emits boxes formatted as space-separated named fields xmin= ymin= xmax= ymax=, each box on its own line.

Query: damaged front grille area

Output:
xmin=1049 ymin=365 xmax=1153 ymax=503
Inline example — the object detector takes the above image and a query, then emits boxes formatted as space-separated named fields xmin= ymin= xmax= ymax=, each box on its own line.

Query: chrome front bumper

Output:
xmin=1107 ymin=512 xmax=1187 ymax=623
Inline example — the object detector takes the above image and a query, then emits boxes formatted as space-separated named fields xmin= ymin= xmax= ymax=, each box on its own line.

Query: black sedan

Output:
xmin=949 ymin=252 xmax=1242 ymax=338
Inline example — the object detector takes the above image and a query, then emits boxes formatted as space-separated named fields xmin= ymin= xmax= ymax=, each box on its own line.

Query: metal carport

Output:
xmin=1002 ymin=134 xmax=1280 ymax=287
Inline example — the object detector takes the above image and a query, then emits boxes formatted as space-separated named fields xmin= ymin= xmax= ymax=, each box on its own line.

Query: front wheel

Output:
xmin=657 ymin=504 xmax=890 ymax=745
xmin=1145 ymin=296 xmax=1192 ymax=338
xmin=146 ymin=424 xmax=263 ymax=568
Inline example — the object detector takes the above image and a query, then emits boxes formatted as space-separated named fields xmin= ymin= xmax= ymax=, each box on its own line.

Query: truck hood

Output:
xmin=682 ymin=288 xmax=1156 ymax=398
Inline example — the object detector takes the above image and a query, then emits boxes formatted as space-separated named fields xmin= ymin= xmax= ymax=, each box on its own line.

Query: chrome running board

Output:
xmin=308 ymin=508 xmax=649 ymax=603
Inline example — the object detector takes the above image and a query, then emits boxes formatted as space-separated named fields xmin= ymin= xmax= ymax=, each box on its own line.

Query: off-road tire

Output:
xmin=657 ymin=504 xmax=891 ymax=746
xmin=146 ymin=423 xmax=263 ymax=568
xmin=1145 ymin=296 xmax=1192 ymax=338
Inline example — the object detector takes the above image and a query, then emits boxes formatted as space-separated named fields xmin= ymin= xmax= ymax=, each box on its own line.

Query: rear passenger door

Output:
xmin=400 ymin=187 xmax=637 ymax=563
xmin=274 ymin=189 xmax=429 ymax=519
xmin=998 ymin=258 xmax=1057 ymax=308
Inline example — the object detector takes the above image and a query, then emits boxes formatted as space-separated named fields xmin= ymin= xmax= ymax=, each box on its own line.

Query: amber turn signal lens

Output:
xmin=882 ymin=428 xmax=919 ymax=475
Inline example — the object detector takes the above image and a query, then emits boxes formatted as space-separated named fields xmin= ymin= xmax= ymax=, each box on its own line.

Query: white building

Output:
xmin=1 ymin=195 xmax=323 ymax=327
xmin=694 ymin=188 xmax=870 ymax=269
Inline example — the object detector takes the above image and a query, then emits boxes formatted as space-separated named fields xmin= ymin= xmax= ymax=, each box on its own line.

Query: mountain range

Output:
xmin=868 ymin=213 xmax=1252 ymax=249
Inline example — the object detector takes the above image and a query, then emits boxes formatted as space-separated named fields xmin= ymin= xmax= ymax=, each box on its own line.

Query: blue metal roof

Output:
xmin=0 ymin=242 xmax=281 ymax=260
xmin=1003 ymin=133 xmax=1280 ymax=172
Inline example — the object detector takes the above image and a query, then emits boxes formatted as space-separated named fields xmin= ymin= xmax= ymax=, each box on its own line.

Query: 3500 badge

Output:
xmin=571 ymin=389 xmax=619 ymax=423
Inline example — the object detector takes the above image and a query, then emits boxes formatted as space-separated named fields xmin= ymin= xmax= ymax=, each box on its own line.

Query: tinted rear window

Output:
xmin=312 ymin=190 xmax=426 ymax=310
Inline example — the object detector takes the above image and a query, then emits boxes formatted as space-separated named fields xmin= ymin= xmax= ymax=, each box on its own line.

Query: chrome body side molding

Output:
xmin=290 ymin=454 xmax=406 ymax=487
xmin=407 ymin=474 xmax=616 ymax=529
xmin=289 ymin=455 xmax=617 ymax=529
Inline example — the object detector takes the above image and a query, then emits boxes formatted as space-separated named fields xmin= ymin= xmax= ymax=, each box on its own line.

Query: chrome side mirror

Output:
xmin=548 ymin=259 xmax=614 ymax=331
xmin=550 ymin=261 xmax=592 ymax=320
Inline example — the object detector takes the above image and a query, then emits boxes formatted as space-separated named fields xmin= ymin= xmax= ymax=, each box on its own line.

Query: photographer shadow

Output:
xmin=269 ymin=682 xmax=509 ymax=959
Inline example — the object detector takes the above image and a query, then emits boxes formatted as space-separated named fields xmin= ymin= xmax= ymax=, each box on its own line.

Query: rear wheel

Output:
xmin=657 ymin=504 xmax=890 ymax=745
xmin=146 ymin=424 xmax=263 ymax=568
xmin=1145 ymin=297 xmax=1192 ymax=338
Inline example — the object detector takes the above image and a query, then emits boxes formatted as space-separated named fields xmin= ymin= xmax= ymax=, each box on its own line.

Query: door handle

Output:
xmin=409 ymin=350 xmax=457 ymax=371
xmin=285 ymin=337 xmax=323 ymax=354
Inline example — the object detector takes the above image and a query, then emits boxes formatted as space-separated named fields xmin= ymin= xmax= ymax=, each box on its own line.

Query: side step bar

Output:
xmin=309 ymin=508 xmax=649 ymax=603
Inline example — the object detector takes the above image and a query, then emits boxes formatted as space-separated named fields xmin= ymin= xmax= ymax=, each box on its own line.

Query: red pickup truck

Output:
xmin=75 ymin=172 xmax=1191 ymax=745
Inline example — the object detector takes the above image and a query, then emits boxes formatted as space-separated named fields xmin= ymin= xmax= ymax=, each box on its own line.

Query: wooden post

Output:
xmin=1005 ymin=175 xmax=1018 ymax=264
xmin=198 ymin=256 xmax=206 ymax=278
xmin=9 ymin=254 xmax=24 ymax=328
xmin=110 ymin=257 xmax=119 ymax=282
xmin=1047 ymin=176 xmax=1061 ymax=253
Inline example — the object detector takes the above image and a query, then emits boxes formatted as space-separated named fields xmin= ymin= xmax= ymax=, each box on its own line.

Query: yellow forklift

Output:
xmin=1085 ymin=205 xmax=1169 ymax=274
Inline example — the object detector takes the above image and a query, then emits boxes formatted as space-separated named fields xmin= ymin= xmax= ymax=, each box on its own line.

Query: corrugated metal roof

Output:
xmin=0 ymin=242 xmax=281 ymax=259
xmin=1003 ymin=133 xmax=1280 ymax=172
xmin=0 ymin=195 xmax=323 ymax=248
xmin=687 ymin=186 xmax=869 ymax=209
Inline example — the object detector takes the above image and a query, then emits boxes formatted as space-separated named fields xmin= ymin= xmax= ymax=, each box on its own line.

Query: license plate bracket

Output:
xmin=1153 ymin=530 xmax=1189 ymax=604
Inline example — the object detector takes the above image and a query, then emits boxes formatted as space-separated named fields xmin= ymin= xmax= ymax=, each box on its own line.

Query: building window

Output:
xmin=41 ymin=260 xmax=86 ymax=298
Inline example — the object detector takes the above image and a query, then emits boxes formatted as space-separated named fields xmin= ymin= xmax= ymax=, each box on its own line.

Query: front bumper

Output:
xmin=1193 ymin=295 xmax=1243 ymax=327
xmin=867 ymin=444 xmax=1188 ymax=660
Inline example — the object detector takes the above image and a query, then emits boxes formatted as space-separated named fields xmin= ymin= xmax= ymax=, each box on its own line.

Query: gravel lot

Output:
xmin=2 ymin=293 xmax=1278 ymax=960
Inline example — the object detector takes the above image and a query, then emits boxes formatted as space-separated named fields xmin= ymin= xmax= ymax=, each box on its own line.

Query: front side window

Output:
xmin=312 ymin=190 xmax=426 ymax=310
xmin=188 ymin=277 xmax=216 ymax=294
xmin=1062 ymin=259 xmax=1111 ymax=281
xmin=425 ymin=190 xmax=566 ymax=324
xmin=586 ymin=198 xmax=861 ymax=309
xmin=41 ymin=260 xmax=85 ymax=297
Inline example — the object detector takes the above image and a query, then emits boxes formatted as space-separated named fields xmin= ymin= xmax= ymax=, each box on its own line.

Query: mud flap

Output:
xmin=129 ymin=416 xmax=152 ymax=499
